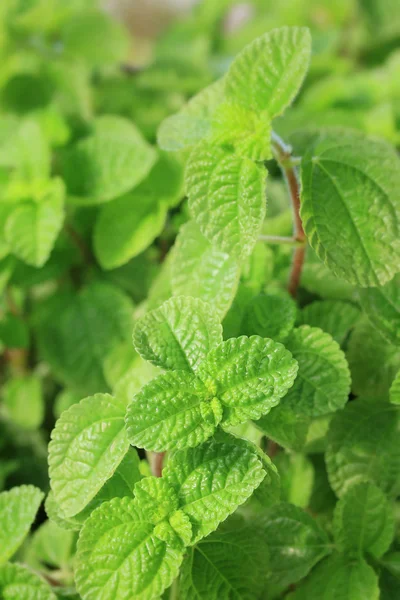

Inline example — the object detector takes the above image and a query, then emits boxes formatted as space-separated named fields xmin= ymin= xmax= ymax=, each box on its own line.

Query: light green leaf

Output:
xmin=256 ymin=402 xmax=310 ymax=452
xmin=301 ymin=132 xmax=400 ymax=287
xmin=358 ymin=273 xmax=400 ymax=346
xmin=275 ymin=453 xmax=314 ymax=508
xmin=133 ymin=296 xmax=222 ymax=372
xmin=346 ymin=319 xmax=400 ymax=398
xmin=326 ymin=399 xmax=400 ymax=497
xmin=5 ymin=178 xmax=65 ymax=267
xmin=63 ymin=116 xmax=156 ymax=204
xmin=302 ymin=248 xmax=355 ymax=301
xmin=294 ymin=554 xmax=379 ymax=600
xmin=333 ymin=482 xmax=394 ymax=558
xmin=0 ymin=563 xmax=56 ymax=600
xmin=186 ymin=143 xmax=266 ymax=260
xmin=3 ymin=374 xmax=44 ymax=430
xmin=282 ymin=326 xmax=351 ymax=416
xmin=225 ymin=27 xmax=311 ymax=117
xmin=179 ymin=519 xmax=269 ymax=600
xmin=390 ymin=371 xmax=400 ymax=405
xmin=298 ymin=300 xmax=360 ymax=346
xmin=0 ymin=485 xmax=44 ymax=564
xmin=171 ymin=221 xmax=240 ymax=319
xmin=241 ymin=291 xmax=297 ymax=342
xmin=163 ymin=439 xmax=266 ymax=543
xmin=258 ymin=503 xmax=331 ymax=587
xmin=75 ymin=497 xmax=184 ymax=600
xmin=197 ymin=335 xmax=298 ymax=426
xmin=113 ymin=360 xmax=158 ymax=405
xmin=24 ymin=520 xmax=75 ymax=572
xmin=94 ymin=153 xmax=183 ymax=269
xmin=49 ymin=394 xmax=130 ymax=517
xmin=125 ymin=371 xmax=221 ymax=451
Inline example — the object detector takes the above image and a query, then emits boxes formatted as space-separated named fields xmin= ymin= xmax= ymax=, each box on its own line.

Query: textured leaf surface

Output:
xmin=346 ymin=319 xmax=400 ymax=398
xmin=133 ymin=296 xmax=222 ymax=372
xmin=358 ymin=273 xmax=400 ymax=346
xmin=0 ymin=563 xmax=56 ymax=600
xmin=171 ymin=221 xmax=240 ymax=318
xmin=294 ymin=554 xmax=379 ymax=600
xmin=326 ymin=399 xmax=400 ymax=497
xmin=0 ymin=485 xmax=44 ymax=564
xmin=5 ymin=178 xmax=64 ymax=267
xmin=125 ymin=371 xmax=221 ymax=451
xmin=197 ymin=336 xmax=298 ymax=426
xmin=258 ymin=503 xmax=331 ymax=587
xmin=225 ymin=27 xmax=311 ymax=117
xmin=282 ymin=326 xmax=350 ymax=416
xmin=186 ymin=143 xmax=266 ymax=260
xmin=49 ymin=394 xmax=130 ymax=517
xmin=63 ymin=116 xmax=156 ymax=204
xmin=179 ymin=520 xmax=269 ymax=600
xmin=3 ymin=374 xmax=44 ymax=430
xmin=76 ymin=497 xmax=183 ymax=600
xmin=298 ymin=300 xmax=360 ymax=345
xmin=333 ymin=482 xmax=394 ymax=558
xmin=241 ymin=291 xmax=297 ymax=342
xmin=301 ymin=132 xmax=400 ymax=286
xmin=164 ymin=440 xmax=265 ymax=543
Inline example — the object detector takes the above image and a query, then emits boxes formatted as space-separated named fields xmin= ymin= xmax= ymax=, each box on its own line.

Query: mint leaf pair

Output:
xmin=126 ymin=296 xmax=298 ymax=451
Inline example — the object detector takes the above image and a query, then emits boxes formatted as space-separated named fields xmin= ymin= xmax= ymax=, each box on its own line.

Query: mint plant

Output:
xmin=1 ymin=1 xmax=400 ymax=599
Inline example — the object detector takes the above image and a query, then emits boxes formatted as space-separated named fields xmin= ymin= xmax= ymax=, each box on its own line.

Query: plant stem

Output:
xmin=258 ymin=235 xmax=303 ymax=246
xmin=271 ymin=132 xmax=306 ymax=298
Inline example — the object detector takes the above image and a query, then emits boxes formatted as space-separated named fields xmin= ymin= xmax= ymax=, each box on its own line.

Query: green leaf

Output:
xmin=294 ymin=554 xmax=379 ymax=600
xmin=0 ymin=485 xmax=44 ymax=564
xmin=113 ymin=360 xmax=159 ymax=405
xmin=63 ymin=116 xmax=156 ymax=204
xmin=0 ymin=313 xmax=29 ymax=348
xmin=24 ymin=520 xmax=75 ymax=572
xmin=256 ymin=402 xmax=310 ymax=452
xmin=275 ymin=453 xmax=314 ymax=508
xmin=326 ymin=399 xmax=400 ymax=497
xmin=225 ymin=27 xmax=311 ymax=117
xmin=49 ymin=393 xmax=130 ymax=517
xmin=281 ymin=326 xmax=351 ymax=417
xmin=390 ymin=371 xmax=400 ymax=405
xmin=133 ymin=296 xmax=222 ymax=372
xmin=333 ymin=482 xmax=394 ymax=558
xmin=300 ymin=132 xmax=400 ymax=286
xmin=257 ymin=503 xmax=331 ymax=587
xmin=179 ymin=519 xmax=269 ymax=600
xmin=302 ymin=249 xmax=355 ymax=301
xmin=186 ymin=143 xmax=266 ymax=260
xmin=171 ymin=221 xmax=240 ymax=318
xmin=5 ymin=178 xmax=65 ymax=267
xmin=94 ymin=153 xmax=183 ymax=269
xmin=358 ymin=273 xmax=400 ymax=346
xmin=197 ymin=335 xmax=298 ymax=426
xmin=75 ymin=497 xmax=184 ymax=600
xmin=3 ymin=374 xmax=44 ymax=430
xmin=0 ymin=563 xmax=56 ymax=600
xmin=297 ymin=300 xmax=360 ymax=346
xmin=241 ymin=291 xmax=297 ymax=342
xmin=346 ymin=319 xmax=400 ymax=398
xmin=164 ymin=439 xmax=265 ymax=543
xmin=125 ymin=370 xmax=222 ymax=451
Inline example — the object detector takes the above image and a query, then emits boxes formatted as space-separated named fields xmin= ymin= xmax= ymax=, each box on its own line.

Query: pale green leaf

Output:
xmin=133 ymin=296 xmax=222 ymax=372
xmin=75 ymin=497 xmax=183 ymax=600
xmin=275 ymin=453 xmax=314 ymax=508
xmin=171 ymin=221 xmax=240 ymax=319
xmin=163 ymin=439 xmax=266 ymax=543
xmin=241 ymin=291 xmax=297 ymax=342
xmin=113 ymin=360 xmax=159 ymax=405
xmin=333 ymin=482 xmax=394 ymax=558
xmin=186 ymin=143 xmax=266 ymax=260
xmin=197 ymin=335 xmax=298 ymax=426
xmin=358 ymin=273 xmax=400 ymax=346
xmin=282 ymin=326 xmax=351 ymax=416
xmin=3 ymin=374 xmax=44 ymax=430
xmin=257 ymin=503 xmax=331 ymax=587
xmin=326 ymin=399 xmax=400 ymax=497
xmin=225 ymin=27 xmax=312 ymax=117
xmin=0 ymin=563 xmax=56 ymax=600
xmin=5 ymin=178 xmax=65 ymax=267
xmin=24 ymin=520 xmax=75 ymax=572
xmin=301 ymin=132 xmax=400 ymax=286
xmin=390 ymin=371 xmax=400 ymax=405
xmin=0 ymin=485 xmax=44 ymax=564
xmin=298 ymin=300 xmax=360 ymax=345
xmin=49 ymin=393 xmax=130 ymax=517
xmin=256 ymin=402 xmax=310 ymax=452
xmin=125 ymin=370 xmax=221 ymax=451
xmin=63 ymin=116 xmax=156 ymax=204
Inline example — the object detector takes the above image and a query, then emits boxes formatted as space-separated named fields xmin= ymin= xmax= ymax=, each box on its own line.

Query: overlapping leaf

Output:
xmin=0 ymin=563 xmax=56 ymax=600
xmin=298 ymin=300 xmax=360 ymax=345
xmin=241 ymin=291 xmax=297 ymax=342
xmin=358 ymin=273 xmax=400 ymax=346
